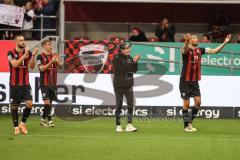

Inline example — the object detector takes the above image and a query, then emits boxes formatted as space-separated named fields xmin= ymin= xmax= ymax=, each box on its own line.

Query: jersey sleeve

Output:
xmin=112 ymin=55 xmax=121 ymax=71
xmin=7 ymin=51 xmax=14 ymax=62
xmin=200 ymin=48 xmax=206 ymax=55
xmin=37 ymin=55 xmax=43 ymax=66
xmin=181 ymin=48 xmax=189 ymax=54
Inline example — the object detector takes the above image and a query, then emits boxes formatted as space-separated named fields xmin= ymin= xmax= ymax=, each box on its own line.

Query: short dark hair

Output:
xmin=202 ymin=34 xmax=210 ymax=40
xmin=119 ymin=42 xmax=132 ymax=50
xmin=132 ymin=27 xmax=140 ymax=32
xmin=14 ymin=35 xmax=24 ymax=40
xmin=41 ymin=39 xmax=52 ymax=46
xmin=161 ymin=16 xmax=169 ymax=21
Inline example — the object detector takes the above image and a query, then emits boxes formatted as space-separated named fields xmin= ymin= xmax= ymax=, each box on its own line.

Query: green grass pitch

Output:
xmin=0 ymin=116 xmax=239 ymax=160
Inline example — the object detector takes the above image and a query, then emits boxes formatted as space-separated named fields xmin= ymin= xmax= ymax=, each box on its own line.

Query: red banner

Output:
xmin=0 ymin=40 xmax=15 ymax=72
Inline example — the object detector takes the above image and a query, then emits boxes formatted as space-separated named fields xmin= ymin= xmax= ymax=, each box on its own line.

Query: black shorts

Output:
xmin=9 ymin=85 xmax=33 ymax=105
xmin=40 ymin=86 xmax=57 ymax=101
xmin=179 ymin=80 xmax=201 ymax=100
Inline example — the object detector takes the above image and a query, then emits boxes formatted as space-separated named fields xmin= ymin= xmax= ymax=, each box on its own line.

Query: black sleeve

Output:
xmin=112 ymin=56 xmax=138 ymax=73
xmin=127 ymin=57 xmax=138 ymax=73
xmin=200 ymin=48 xmax=206 ymax=55
xmin=155 ymin=26 xmax=164 ymax=38
xmin=139 ymin=32 xmax=148 ymax=42
xmin=37 ymin=55 xmax=43 ymax=67
xmin=181 ymin=48 xmax=189 ymax=55
xmin=129 ymin=36 xmax=134 ymax=41
xmin=167 ymin=25 xmax=175 ymax=36
xmin=24 ymin=13 xmax=33 ymax=22
xmin=123 ymin=63 xmax=138 ymax=73
xmin=7 ymin=51 xmax=14 ymax=62
xmin=112 ymin=57 xmax=122 ymax=72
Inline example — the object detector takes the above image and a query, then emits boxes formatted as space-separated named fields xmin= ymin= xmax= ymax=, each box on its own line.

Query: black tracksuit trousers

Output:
xmin=114 ymin=87 xmax=134 ymax=125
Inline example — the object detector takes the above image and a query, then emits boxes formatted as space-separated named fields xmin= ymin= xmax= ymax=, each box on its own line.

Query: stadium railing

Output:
xmin=0 ymin=15 xmax=58 ymax=40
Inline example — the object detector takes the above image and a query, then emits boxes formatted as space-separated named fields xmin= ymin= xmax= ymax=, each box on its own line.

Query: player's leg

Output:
xmin=40 ymin=99 xmax=51 ymax=127
xmin=19 ymin=86 xmax=33 ymax=134
xmin=9 ymin=85 xmax=21 ymax=134
xmin=186 ymin=96 xmax=201 ymax=132
xmin=124 ymin=87 xmax=137 ymax=132
xmin=11 ymin=104 xmax=20 ymax=134
xmin=182 ymin=99 xmax=192 ymax=131
xmin=40 ymin=86 xmax=51 ymax=127
xmin=179 ymin=80 xmax=192 ymax=131
xmin=19 ymin=100 xmax=32 ymax=135
xmin=47 ymin=100 xmax=55 ymax=127
xmin=188 ymin=82 xmax=201 ymax=131
xmin=191 ymin=96 xmax=201 ymax=121
xmin=114 ymin=87 xmax=124 ymax=132
xmin=47 ymin=87 xmax=57 ymax=127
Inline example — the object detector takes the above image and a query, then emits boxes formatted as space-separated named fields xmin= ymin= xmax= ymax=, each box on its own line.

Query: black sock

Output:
xmin=42 ymin=104 xmax=51 ymax=121
xmin=127 ymin=106 xmax=133 ymax=124
xmin=47 ymin=106 xmax=52 ymax=121
xmin=22 ymin=107 xmax=32 ymax=123
xmin=11 ymin=107 xmax=19 ymax=127
xmin=182 ymin=109 xmax=189 ymax=128
xmin=42 ymin=104 xmax=48 ymax=120
xmin=191 ymin=107 xmax=199 ymax=122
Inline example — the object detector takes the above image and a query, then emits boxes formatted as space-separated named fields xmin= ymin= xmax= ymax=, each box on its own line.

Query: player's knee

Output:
xmin=183 ymin=100 xmax=190 ymax=108
xmin=10 ymin=104 xmax=18 ymax=110
xmin=26 ymin=101 xmax=33 ymax=108
xmin=195 ymin=100 xmax=201 ymax=108
xmin=43 ymin=100 xmax=51 ymax=105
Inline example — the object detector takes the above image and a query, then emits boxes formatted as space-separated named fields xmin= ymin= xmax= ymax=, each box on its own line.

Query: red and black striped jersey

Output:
xmin=180 ymin=47 xmax=205 ymax=81
xmin=37 ymin=53 xmax=57 ymax=86
xmin=7 ymin=49 xmax=32 ymax=86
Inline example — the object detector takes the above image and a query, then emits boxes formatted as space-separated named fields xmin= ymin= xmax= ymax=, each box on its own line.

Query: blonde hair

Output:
xmin=4 ymin=0 xmax=14 ymax=5
xmin=191 ymin=35 xmax=198 ymax=39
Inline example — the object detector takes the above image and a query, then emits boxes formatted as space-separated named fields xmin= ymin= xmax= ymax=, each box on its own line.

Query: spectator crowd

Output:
xmin=0 ymin=0 xmax=59 ymax=40
xmin=110 ymin=12 xmax=238 ymax=44
xmin=126 ymin=13 xmax=238 ymax=43
xmin=0 ymin=3 xmax=239 ymax=43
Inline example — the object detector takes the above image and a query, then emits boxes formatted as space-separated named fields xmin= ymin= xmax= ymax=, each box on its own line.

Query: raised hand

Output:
xmin=184 ymin=33 xmax=191 ymax=42
xmin=133 ymin=54 xmax=141 ymax=62
xmin=32 ymin=48 xmax=38 ymax=57
xmin=24 ymin=47 xmax=29 ymax=59
xmin=51 ymin=57 xmax=57 ymax=63
xmin=224 ymin=34 xmax=231 ymax=43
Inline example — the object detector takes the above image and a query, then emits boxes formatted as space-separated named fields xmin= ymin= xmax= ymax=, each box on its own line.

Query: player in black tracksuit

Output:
xmin=112 ymin=42 xmax=140 ymax=132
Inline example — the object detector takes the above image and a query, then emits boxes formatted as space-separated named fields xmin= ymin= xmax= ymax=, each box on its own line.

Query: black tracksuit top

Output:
xmin=112 ymin=53 xmax=138 ymax=88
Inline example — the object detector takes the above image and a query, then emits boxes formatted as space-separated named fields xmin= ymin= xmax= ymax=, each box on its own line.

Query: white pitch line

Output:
xmin=25 ymin=134 xmax=240 ymax=141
